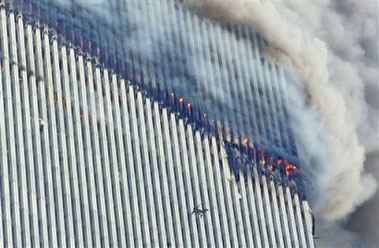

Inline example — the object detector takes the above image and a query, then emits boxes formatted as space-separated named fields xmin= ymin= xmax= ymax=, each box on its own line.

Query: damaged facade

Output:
xmin=0 ymin=1 xmax=315 ymax=247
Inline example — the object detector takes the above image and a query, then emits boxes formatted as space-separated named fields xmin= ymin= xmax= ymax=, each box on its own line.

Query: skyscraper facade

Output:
xmin=0 ymin=1 xmax=314 ymax=247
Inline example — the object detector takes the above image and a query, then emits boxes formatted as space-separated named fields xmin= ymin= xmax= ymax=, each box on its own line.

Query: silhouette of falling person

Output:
xmin=190 ymin=204 xmax=209 ymax=218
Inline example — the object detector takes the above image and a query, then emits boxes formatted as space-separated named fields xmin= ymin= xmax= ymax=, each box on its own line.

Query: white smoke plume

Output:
xmin=183 ymin=0 xmax=379 ymax=245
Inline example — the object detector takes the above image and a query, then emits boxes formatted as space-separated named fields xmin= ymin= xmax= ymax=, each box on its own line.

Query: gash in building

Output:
xmin=0 ymin=0 xmax=315 ymax=247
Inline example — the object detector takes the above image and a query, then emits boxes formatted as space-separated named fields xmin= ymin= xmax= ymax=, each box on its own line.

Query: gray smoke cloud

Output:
xmin=183 ymin=0 xmax=379 ymax=246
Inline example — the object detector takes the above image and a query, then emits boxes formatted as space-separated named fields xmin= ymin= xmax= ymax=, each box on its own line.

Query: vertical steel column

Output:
xmin=186 ymin=126 xmax=208 ymax=247
xmin=222 ymin=24 xmax=248 ymax=137
xmin=102 ymin=70 xmax=127 ymax=247
xmin=244 ymin=27 xmax=268 ymax=146
xmin=285 ymin=186 xmax=300 ymax=247
xmin=198 ymin=20 xmax=222 ymax=122
xmin=169 ymin=114 xmax=192 ymax=247
xmin=194 ymin=131 xmax=216 ymax=247
xmin=277 ymin=186 xmax=292 ymax=248
xmin=256 ymin=36 xmax=282 ymax=149
xmin=85 ymin=60 xmax=110 ymax=247
xmin=212 ymin=22 xmax=238 ymax=133
xmin=135 ymin=90 xmax=160 ymax=246
xmin=0 ymin=7 xmax=12 ymax=247
xmin=0 ymin=9 xmax=22 ymax=247
xmin=261 ymin=176 xmax=278 ymax=247
xmin=41 ymin=30 xmax=66 ymax=247
xmin=251 ymin=33 xmax=275 ymax=146
xmin=153 ymin=102 xmax=177 ymax=247
xmin=119 ymin=81 xmax=144 ymax=246
xmin=109 ymin=75 xmax=136 ymax=247
xmin=218 ymin=143 xmax=240 ymax=247
xmin=302 ymin=201 xmax=315 ymax=248
xmin=76 ymin=55 xmax=101 ymax=247
xmin=267 ymin=61 xmax=288 ymax=151
xmin=202 ymin=135 xmax=224 ymax=247
xmin=35 ymin=26 xmax=59 ymax=247
xmin=269 ymin=181 xmax=285 ymax=248
xmin=245 ymin=167 xmax=262 ymax=248
xmin=16 ymin=15 xmax=40 ymax=247
xmin=210 ymin=137 xmax=232 ymax=247
xmin=67 ymin=47 xmax=92 ymax=247
xmin=161 ymin=108 xmax=184 ymax=246
xmin=93 ymin=66 xmax=119 ymax=246
xmin=26 ymin=22 xmax=51 ymax=247
xmin=235 ymin=25 xmax=261 ymax=142
xmin=177 ymin=119 xmax=199 ymax=247
xmin=127 ymin=86 xmax=154 ymax=246
xmin=294 ymin=194 xmax=307 ymax=247
xmin=236 ymin=170 xmax=255 ymax=247
xmin=59 ymin=44 xmax=84 ymax=246
xmin=8 ymin=11 xmax=31 ymax=247
xmin=253 ymin=168 xmax=270 ymax=247
xmin=144 ymin=98 xmax=168 ymax=246
xmin=136 ymin=91 xmax=160 ymax=246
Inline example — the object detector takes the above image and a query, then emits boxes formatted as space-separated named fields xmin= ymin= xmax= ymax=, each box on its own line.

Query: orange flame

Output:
xmin=179 ymin=97 xmax=184 ymax=111
xmin=187 ymin=103 xmax=192 ymax=115
xmin=243 ymin=138 xmax=249 ymax=153
xmin=260 ymin=149 xmax=266 ymax=166
xmin=277 ymin=159 xmax=283 ymax=166
xmin=285 ymin=163 xmax=298 ymax=177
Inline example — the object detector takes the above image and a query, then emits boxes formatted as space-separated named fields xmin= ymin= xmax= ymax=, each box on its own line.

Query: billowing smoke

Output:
xmin=183 ymin=0 xmax=379 ymax=245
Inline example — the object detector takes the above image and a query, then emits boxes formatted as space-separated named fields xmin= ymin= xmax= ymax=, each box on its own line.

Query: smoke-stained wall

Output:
xmin=6 ymin=0 xmax=377 ymax=246
xmin=0 ymin=7 xmax=315 ymax=247
xmin=10 ymin=0 xmax=301 ymax=165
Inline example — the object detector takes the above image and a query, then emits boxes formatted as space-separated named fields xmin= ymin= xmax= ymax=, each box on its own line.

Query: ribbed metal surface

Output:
xmin=7 ymin=0 xmax=299 ymax=162
xmin=0 ymin=8 xmax=315 ymax=248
